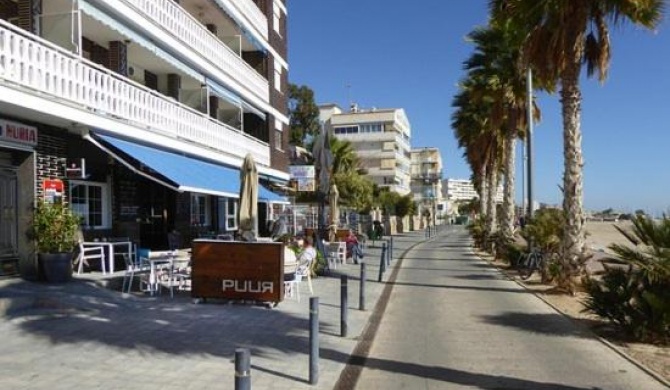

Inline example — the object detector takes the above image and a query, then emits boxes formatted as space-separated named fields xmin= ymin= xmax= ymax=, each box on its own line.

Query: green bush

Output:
xmin=582 ymin=215 xmax=670 ymax=343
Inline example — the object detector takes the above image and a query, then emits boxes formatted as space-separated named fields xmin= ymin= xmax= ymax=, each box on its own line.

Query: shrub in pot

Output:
xmin=30 ymin=200 xmax=81 ymax=283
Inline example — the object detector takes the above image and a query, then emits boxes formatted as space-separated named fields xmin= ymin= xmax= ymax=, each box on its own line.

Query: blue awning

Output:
xmin=93 ymin=134 xmax=284 ymax=202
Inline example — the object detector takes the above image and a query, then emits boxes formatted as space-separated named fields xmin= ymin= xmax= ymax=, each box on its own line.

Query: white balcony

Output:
xmin=219 ymin=0 xmax=268 ymax=39
xmin=0 ymin=21 xmax=269 ymax=166
xmin=103 ymin=0 xmax=269 ymax=102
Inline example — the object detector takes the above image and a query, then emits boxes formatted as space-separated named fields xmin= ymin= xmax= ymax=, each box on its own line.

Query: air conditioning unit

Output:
xmin=65 ymin=158 xmax=87 ymax=179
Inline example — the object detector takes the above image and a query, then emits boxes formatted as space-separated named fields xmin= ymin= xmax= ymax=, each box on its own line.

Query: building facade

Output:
xmin=444 ymin=178 xmax=503 ymax=203
xmin=319 ymin=104 xmax=412 ymax=195
xmin=0 ymin=0 xmax=289 ymax=276
xmin=410 ymin=147 xmax=442 ymax=224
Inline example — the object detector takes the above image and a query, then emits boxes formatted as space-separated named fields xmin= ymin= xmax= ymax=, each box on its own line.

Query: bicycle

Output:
xmin=517 ymin=250 xmax=545 ymax=280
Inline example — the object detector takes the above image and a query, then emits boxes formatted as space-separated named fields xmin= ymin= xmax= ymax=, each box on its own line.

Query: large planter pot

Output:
xmin=38 ymin=252 xmax=74 ymax=283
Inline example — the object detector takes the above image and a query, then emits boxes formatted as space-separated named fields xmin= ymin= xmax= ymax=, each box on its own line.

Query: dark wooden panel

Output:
xmin=191 ymin=240 xmax=284 ymax=303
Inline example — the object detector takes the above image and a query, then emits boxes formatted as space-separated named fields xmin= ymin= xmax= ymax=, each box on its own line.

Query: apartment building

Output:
xmin=410 ymin=147 xmax=442 ymax=222
xmin=0 ymin=0 xmax=289 ymax=274
xmin=319 ymin=103 xmax=412 ymax=195
xmin=444 ymin=178 xmax=503 ymax=203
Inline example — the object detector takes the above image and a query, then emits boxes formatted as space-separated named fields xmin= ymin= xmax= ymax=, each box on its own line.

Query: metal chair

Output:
xmin=121 ymin=251 xmax=151 ymax=294
xmin=76 ymin=242 xmax=106 ymax=274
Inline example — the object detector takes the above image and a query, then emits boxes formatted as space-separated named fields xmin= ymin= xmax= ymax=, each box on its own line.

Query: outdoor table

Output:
xmin=82 ymin=240 xmax=132 ymax=273
xmin=144 ymin=251 xmax=190 ymax=296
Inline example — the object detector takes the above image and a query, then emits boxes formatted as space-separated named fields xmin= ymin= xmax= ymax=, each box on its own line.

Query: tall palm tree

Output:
xmin=329 ymin=136 xmax=360 ymax=176
xmin=452 ymin=77 xmax=499 ymax=244
xmin=491 ymin=0 xmax=664 ymax=291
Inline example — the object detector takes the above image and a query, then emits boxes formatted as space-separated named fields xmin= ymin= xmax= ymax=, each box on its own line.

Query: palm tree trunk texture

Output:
xmin=478 ymin=164 xmax=488 ymax=223
xmin=560 ymin=61 xmax=586 ymax=291
xmin=500 ymin=133 xmax=516 ymax=243
xmin=485 ymin=157 xmax=498 ymax=241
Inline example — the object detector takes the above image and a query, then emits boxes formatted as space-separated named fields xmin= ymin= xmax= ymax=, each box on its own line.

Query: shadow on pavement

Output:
xmin=480 ymin=312 xmax=592 ymax=339
xmin=389 ymin=280 xmax=527 ymax=294
xmin=0 ymin=278 xmax=320 ymax=362
xmin=335 ymin=352 xmax=594 ymax=390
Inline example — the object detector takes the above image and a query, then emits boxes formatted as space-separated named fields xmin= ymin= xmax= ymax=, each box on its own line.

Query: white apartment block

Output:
xmin=410 ymin=147 xmax=443 ymax=218
xmin=0 ymin=0 xmax=290 ymax=272
xmin=444 ymin=178 xmax=503 ymax=203
xmin=320 ymin=104 xmax=412 ymax=195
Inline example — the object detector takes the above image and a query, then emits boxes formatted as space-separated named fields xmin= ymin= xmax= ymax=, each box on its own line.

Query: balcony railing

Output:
xmin=223 ymin=0 xmax=268 ymax=39
xmin=119 ymin=0 xmax=269 ymax=101
xmin=0 ymin=21 xmax=269 ymax=166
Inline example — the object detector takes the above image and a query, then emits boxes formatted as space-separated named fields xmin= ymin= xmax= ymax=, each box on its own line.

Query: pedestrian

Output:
xmin=345 ymin=229 xmax=364 ymax=263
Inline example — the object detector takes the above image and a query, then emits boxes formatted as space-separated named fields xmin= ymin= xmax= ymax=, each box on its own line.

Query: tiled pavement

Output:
xmin=0 ymin=229 xmax=437 ymax=389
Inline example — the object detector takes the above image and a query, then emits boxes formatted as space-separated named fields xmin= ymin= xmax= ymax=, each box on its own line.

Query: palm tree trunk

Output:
xmin=501 ymin=132 xmax=516 ymax=243
xmin=485 ymin=156 xmax=497 ymax=251
xmin=560 ymin=62 xmax=587 ymax=293
xmin=478 ymin=163 xmax=488 ymax=221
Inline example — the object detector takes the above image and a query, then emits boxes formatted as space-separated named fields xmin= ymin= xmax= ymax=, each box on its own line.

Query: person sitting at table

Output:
xmin=296 ymin=236 xmax=317 ymax=277
xmin=345 ymin=229 xmax=364 ymax=263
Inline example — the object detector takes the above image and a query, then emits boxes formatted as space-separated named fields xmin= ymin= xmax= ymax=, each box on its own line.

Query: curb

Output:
xmin=475 ymin=250 xmax=670 ymax=389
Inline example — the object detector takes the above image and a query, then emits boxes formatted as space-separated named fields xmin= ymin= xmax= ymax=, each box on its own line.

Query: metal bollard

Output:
xmin=341 ymin=275 xmax=348 ymax=337
xmin=309 ymin=297 xmax=319 ymax=385
xmin=359 ymin=262 xmax=366 ymax=311
xmin=234 ymin=348 xmax=251 ymax=390
xmin=378 ymin=243 xmax=387 ymax=282
xmin=386 ymin=240 xmax=391 ymax=266
xmin=389 ymin=236 xmax=394 ymax=262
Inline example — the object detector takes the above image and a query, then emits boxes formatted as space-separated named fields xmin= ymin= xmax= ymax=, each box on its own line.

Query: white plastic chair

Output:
xmin=76 ymin=242 xmax=106 ymax=274
xmin=121 ymin=252 xmax=150 ymax=294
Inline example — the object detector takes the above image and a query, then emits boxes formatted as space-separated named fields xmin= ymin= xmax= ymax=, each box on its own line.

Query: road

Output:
xmin=354 ymin=226 xmax=668 ymax=390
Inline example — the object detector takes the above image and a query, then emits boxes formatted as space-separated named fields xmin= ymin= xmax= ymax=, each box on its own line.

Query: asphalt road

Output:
xmin=354 ymin=226 xmax=668 ymax=390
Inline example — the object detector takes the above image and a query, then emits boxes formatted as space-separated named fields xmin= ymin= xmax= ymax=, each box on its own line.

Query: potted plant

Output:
xmin=30 ymin=200 xmax=81 ymax=283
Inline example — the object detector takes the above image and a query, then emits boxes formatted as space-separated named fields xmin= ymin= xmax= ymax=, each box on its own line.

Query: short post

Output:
xmin=309 ymin=297 xmax=319 ymax=385
xmin=386 ymin=240 xmax=391 ymax=267
xmin=359 ymin=262 xmax=366 ymax=311
xmin=234 ymin=348 xmax=251 ymax=390
xmin=352 ymin=244 xmax=358 ymax=264
xmin=389 ymin=236 xmax=394 ymax=262
xmin=340 ymin=275 xmax=348 ymax=337
xmin=378 ymin=242 xmax=387 ymax=282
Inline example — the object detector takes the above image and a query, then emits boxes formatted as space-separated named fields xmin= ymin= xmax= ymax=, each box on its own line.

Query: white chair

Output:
xmin=326 ymin=242 xmax=346 ymax=269
xmin=284 ymin=261 xmax=301 ymax=301
xmin=121 ymin=252 xmax=151 ymax=294
xmin=76 ymin=242 xmax=106 ymax=274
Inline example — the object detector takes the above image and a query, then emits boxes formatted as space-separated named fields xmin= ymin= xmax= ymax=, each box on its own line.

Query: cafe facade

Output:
xmin=0 ymin=0 xmax=290 ymax=276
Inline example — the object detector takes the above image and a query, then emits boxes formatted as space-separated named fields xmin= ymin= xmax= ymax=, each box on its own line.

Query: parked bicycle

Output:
xmin=517 ymin=250 xmax=545 ymax=280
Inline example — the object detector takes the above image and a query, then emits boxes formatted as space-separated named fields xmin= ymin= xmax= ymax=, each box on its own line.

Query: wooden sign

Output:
xmin=191 ymin=240 xmax=284 ymax=304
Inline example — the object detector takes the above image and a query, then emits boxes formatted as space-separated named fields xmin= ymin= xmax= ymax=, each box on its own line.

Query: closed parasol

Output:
xmin=238 ymin=153 xmax=258 ymax=241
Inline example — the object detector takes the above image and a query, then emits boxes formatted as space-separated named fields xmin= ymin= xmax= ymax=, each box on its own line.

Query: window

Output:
xmin=226 ymin=199 xmax=238 ymax=230
xmin=360 ymin=123 xmax=382 ymax=133
xmin=334 ymin=126 xmax=358 ymax=134
xmin=69 ymin=181 xmax=110 ymax=229
xmin=275 ymin=129 xmax=283 ymax=150
xmin=190 ymin=194 xmax=210 ymax=226
xmin=274 ymin=60 xmax=282 ymax=92
xmin=274 ymin=118 xmax=283 ymax=150
xmin=273 ymin=7 xmax=281 ymax=34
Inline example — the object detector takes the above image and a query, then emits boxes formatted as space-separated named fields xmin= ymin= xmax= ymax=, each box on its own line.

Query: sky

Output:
xmin=286 ymin=1 xmax=670 ymax=215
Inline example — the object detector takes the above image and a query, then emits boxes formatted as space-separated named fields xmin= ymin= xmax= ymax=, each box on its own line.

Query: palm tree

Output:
xmin=329 ymin=136 xmax=360 ymax=176
xmin=490 ymin=0 xmax=664 ymax=292
xmin=452 ymin=77 xmax=500 ymax=246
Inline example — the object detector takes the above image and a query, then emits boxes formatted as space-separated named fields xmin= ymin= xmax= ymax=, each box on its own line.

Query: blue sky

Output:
xmin=287 ymin=1 xmax=670 ymax=215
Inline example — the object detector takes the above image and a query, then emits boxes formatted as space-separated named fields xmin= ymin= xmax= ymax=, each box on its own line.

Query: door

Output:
xmin=0 ymin=168 xmax=18 ymax=257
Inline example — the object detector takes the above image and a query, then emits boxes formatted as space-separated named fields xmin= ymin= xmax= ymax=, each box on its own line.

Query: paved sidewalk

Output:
xmin=0 ymin=228 xmax=437 ymax=389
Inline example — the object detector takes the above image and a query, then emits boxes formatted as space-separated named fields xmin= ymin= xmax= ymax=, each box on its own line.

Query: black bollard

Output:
xmin=341 ymin=275 xmax=348 ymax=337
xmin=378 ymin=243 xmax=387 ymax=282
xmin=359 ymin=262 xmax=366 ymax=311
xmin=234 ymin=348 xmax=251 ymax=390
xmin=309 ymin=297 xmax=319 ymax=385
